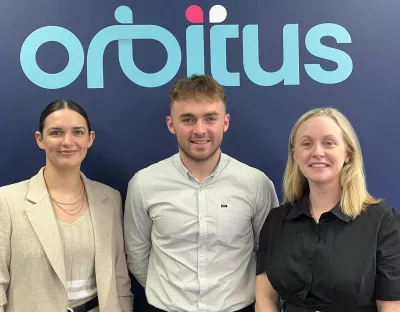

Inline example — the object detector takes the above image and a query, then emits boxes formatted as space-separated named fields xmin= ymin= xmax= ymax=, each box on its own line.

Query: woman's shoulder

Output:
xmin=359 ymin=202 xmax=400 ymax=234
xmin=0 ymin=178 xmax=31 ymax=199
xmin=266 ymin=201 xmax=293 ymax=221
xmin=364 ymin=201 xmax=399 ymax=221
xmin=85 ymin=178 xmax=119 ymax=199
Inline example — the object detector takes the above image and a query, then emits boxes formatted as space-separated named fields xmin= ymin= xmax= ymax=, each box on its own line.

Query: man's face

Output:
xmin=166 ymin=98 xmax=230 ymax=163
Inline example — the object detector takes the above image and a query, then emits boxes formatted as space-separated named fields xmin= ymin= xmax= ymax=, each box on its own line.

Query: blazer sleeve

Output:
xmin=114 ymin=190 xmax=134 ymax=311
xmin=0 ymin=190 xmax=11 ymax=312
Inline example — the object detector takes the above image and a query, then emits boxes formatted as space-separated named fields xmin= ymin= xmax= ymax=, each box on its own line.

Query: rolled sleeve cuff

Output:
xmin=375 ymin=278 xmax=400 ymax=301
xmin=256 ymin=249 xmax=268 ymax=275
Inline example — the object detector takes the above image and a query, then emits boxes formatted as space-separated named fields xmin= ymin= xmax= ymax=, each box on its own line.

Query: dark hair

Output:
xmin=169 ymin=74 xmax=226 ymax=112
xmin=39 ymin=99 xmax=92 ymax=134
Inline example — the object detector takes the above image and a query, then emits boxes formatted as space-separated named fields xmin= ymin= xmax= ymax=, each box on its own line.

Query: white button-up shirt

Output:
xmin=124 ymin=153 xmax=278 ymax=312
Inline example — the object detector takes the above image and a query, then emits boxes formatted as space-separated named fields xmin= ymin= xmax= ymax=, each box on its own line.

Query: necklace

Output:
xmin=48 ymin=181 xmax=85 ymax=205
xmin=54 ymin=194 xmax=85 ymax=216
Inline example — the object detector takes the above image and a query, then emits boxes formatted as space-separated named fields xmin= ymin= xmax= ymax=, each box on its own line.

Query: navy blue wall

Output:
xmin=1 ymin=1 xmax=399 ymax=310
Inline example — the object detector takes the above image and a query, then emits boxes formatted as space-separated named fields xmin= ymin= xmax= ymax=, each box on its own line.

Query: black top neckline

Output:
xmin=285 ymin=192 xmax=352 ymax=223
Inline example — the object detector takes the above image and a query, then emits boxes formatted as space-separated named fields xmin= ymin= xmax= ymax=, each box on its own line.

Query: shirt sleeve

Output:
xmin=256 ymin=209 xmax=275 ymax=276
xmin=124 ymin=173 xmax=152 ymax=287
xmin=252 ymin=173 xmax=279 ymax=252
xmin=375 ymin=206 xmax=400 ymax=300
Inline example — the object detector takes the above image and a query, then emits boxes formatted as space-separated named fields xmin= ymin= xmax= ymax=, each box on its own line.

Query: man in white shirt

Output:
xmin=124 ymin=74 xmax=278 ymax=312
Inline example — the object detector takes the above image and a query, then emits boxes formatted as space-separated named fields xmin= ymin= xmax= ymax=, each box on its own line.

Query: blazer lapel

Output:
xmin=24 ymin=168 xmax=67 ymax=291
xmin=82 ymin=174 xmax=113 ymax=310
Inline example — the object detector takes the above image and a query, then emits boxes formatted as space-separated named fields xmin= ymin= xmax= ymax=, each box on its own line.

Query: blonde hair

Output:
xmin=283 ymin=107 xmax=380 ymax=218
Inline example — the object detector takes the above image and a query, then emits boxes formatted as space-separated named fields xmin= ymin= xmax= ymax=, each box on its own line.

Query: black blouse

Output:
xmin=257 ymin=193 xmax=400 ymax=311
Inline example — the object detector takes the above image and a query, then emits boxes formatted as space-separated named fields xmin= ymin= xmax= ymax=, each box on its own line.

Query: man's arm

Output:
xmin=253 ymin=174 xmax=279 ymax=251
xmin=124 ymin=173 xmax=152 ymax=287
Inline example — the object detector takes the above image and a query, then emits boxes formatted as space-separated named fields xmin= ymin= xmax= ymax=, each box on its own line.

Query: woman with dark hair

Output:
xmin=0 ymin=100 xmax=133 ymax=312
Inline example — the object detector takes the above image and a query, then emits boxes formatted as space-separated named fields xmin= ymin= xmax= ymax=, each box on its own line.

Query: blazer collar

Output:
xmin=24 ymin=168 xmax=67 ymax=291
xmin=82 ymin=173 xmax=113 ymax=310
xmin=25 ymin=167 xmax=48 ymax=204
xmin=24 ymin=167 xmax=113 ymax=299
xmin=25 ymin=168 xmax=108 ymax=204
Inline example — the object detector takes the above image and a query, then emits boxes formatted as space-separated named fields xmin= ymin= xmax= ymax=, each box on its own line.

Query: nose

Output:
xmin=312 ymin=143 xmax=325 ymax=158
xmin=194 ymin=120 xmax=206 ymax=135
xmin=62 ymin=133 xmax=73 ymax=147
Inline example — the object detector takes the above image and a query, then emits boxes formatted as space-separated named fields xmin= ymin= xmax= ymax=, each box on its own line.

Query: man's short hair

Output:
xmin=169 ymin=74 xmax=226 ymax=112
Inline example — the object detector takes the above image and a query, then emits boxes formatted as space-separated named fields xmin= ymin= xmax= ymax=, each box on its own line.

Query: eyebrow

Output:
xmin=299 ymin=134 xmax=338 ymax=140
xmin=179 ymin=113 xmax=196 ymax=118
xmin=203 ymin=111 xmax=219 ymax=117
xmin=179 ymin=111 xmax=220 ymax=118
xmin=47 ymin=126 xmax=86 ymax=131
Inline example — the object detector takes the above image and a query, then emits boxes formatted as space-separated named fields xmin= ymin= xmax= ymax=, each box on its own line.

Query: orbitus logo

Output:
xmin=20 ymin=5 xmax=353 ymax=89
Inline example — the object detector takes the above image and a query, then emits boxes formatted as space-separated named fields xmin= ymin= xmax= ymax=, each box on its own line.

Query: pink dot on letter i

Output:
xmin=186 ymin=5 xmax=204 ymax=23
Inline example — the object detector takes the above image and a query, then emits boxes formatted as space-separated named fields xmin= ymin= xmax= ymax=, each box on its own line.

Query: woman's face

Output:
xmin=293 ymin=116 xmax=350 ymax=188
xmin=35 ymin=109 xmax=95 ymax=170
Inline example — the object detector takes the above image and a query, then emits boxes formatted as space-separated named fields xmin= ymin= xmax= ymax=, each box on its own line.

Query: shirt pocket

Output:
xmin=149 ymin=192 xmax=198 ymax=241
xmin=217 ymin=199 xmax=253 ymax=245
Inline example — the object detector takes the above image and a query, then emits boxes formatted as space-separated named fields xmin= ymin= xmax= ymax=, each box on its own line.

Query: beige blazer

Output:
xmin=0 ymin=168 xmax=133 ymax=312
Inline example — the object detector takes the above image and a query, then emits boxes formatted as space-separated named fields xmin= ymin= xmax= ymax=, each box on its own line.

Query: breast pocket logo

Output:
xmin=20 ymin=5 xmax=353 ymax=89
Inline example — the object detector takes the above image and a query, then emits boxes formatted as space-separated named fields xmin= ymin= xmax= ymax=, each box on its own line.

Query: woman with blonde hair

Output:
xmin=255 ymin=108 xmax=400 ymax=312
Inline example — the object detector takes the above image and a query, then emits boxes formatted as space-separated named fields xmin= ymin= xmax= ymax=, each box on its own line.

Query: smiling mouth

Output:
xmin=191 ymin=140 xmax=210 ymax=145
xmin=59 ymin=151 xmax=77 ymax=154
xmin=310 ymin=163 xmax=329 ymax=168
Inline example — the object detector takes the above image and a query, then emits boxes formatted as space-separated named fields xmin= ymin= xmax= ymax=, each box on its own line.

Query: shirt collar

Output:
xmin=330 ymin=204 xmax=352 ymax=223
xmin=172 ymin=152 xmax=228 ymax=181
xmin=286 ymin=192 xmax=352 ymax=223
xmin=286 ymin=192 xmax=312 ymax=219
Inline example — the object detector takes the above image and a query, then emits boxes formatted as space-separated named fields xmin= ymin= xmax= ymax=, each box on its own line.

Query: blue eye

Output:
xmin=51 ymin=131 xmax=62 ymax=136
